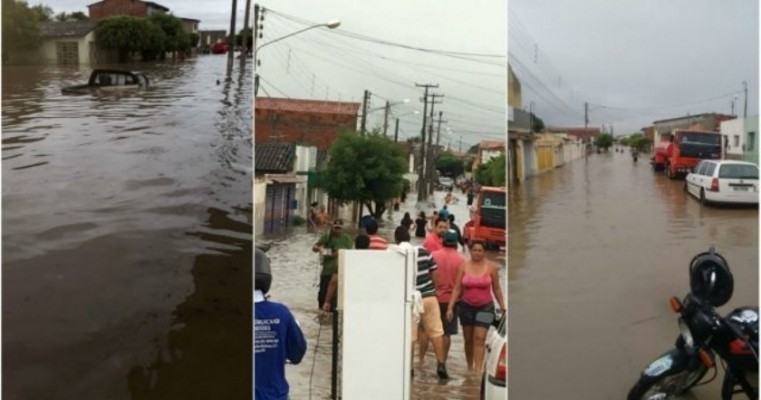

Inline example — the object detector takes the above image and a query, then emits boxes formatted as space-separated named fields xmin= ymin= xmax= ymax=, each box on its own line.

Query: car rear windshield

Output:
xmin=680 ymin=133 xmax=721 ymax=145
xmin=481 ymin=191 xmax=506 ymax=209
xmin=719 ymin=164 xmax=759 ymax=179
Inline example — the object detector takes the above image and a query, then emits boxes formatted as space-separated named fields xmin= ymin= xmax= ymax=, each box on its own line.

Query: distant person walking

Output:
xmin=466 ymin=189 xmax=475 ymax=206
xmin=311 ymin=219 xmax=353 ymax=312
xmin=446 ymin=240 xmax=506 ymax=374
xmin=401 ymin=212 xmax=414 ymax=231
xmin=447 ymin=214 xmax=467 ymax=251
xmin=414 ymin=212 xmax=428 ymax=238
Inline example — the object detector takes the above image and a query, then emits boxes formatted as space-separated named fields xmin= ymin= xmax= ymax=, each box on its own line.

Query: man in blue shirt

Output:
xmin=255 ymin=248 xmax=307 ymax=400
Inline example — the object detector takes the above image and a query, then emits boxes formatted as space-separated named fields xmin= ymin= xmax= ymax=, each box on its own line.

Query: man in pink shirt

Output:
xmin=428 ymin=230 xmax=466 ymax=364
xmin=364 ymin=218 xmax=388 ymax=249
xmin=423 ymin=217 xmax=448 ymax=253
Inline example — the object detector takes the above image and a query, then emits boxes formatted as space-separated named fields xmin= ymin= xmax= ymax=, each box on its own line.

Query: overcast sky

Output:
xmin=255 ymin=0 xmax=507 ymax=151
xmin=509 ymin=0 xmax=759 ymax=135
xmin=38 ymin=0 xmax=250 ymax=33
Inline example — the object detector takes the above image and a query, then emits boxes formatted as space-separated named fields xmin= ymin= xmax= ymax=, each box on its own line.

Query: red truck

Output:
xmin=463 ymin=186 xmax=506 ymax=249
xmin=651 ymin=130 xmax=722 ymax=179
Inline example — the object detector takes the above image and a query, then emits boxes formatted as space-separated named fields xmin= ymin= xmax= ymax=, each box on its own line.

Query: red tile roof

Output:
xmin=256 ymin=97 xmax=361 ymax=116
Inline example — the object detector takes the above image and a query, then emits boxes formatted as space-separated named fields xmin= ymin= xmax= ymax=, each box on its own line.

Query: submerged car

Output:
xmin=437 ymin=176 xmax=454 ymax=190
xmin=481 ymin=313 xmax=506 ymax=399
xmin=62 ymin=69 xmax=149 ymax=94
xmin=685 ymin=160 xmax=759 ymax=205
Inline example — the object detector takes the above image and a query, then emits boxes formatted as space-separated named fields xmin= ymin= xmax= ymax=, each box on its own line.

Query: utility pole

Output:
xmin=383 ymin=100 xmax=390 ymax=137
xmin=415 ymin=83 xmax=438 ymax=201
xmin=743 ymin=81 xmax=748 ymax=118
xmin=426 ymin=93 xmax=444 ymax=196
xmin=459 ymin=135 xmax=462 ymax=153
xmin=584 ymin=101 xmax=589 ymax=156
xmin=429 ymin=111 xmax=446 ymax=195
xmin=394 ymin=118 xmax=400 ymax=143
xmin=360 ymin=90 xmax=370 ymax=134
xmin=228 ymin=0 xmax=238 ymax=63
xmin=240 ymin=0 xmax=251 ymax=61
xmin=253 ymin=3 xmax=260 ymax=95
xmin=731 ymin=99 xmax=736 ymax=116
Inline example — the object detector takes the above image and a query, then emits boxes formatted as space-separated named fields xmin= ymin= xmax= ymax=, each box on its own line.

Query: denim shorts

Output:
xmin=457 ymin=301 xmax=495 ymax=328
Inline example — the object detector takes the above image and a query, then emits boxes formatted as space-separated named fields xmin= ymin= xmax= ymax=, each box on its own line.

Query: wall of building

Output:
xmin=253 ymin=179 xmax=267 ymax=235
xmin=744 ymin=116 xmax=759 ymax=164
xmin=720 ymin=118 xmax=745 ymax=160
xmin=255 ymin=109 xmax=357 ymax=150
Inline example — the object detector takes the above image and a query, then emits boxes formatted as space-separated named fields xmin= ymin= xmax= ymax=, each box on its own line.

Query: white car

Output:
xmin=481 ymin=314 xmax=506 ymax=400
xmin=685 ymin=160 xmax=759 ymax=205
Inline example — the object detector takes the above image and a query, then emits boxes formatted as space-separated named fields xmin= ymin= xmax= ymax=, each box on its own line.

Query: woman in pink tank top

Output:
xmin=445 ymin=240 xmax=506 ymax=374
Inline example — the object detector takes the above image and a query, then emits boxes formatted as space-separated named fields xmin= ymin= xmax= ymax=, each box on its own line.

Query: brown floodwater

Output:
xmin=2 ymin=56 xmax=253 ymax=399
xmin=509 ymin=152 xmax=758 ymax=399
xmin=261 ymin=189 xmax=505 ymax=399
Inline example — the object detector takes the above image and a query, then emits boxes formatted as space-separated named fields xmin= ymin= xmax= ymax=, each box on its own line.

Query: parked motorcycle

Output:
xmin=627 ymin=248 xmax=759 ymax=400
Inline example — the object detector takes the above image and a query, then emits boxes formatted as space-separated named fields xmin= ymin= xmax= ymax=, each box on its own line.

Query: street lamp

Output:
xmin=393 ymin=110 xmax=419 ymax=142
xmin=254 ymin=19 xmax=341 ymax=95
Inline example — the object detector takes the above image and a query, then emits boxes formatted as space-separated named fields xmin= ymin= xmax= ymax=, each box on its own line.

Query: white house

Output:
xmin=38 ymin=21 xmax=99 ymax=65
xmin=721 ymin=118 xmax=746 ymax=160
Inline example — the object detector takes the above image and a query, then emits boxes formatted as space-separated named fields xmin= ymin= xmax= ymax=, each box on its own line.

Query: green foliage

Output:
xmin=29 ymin=4 xmax=53 ymax=22
xmin=628 ymin=133 xmax=652 ymax=152
xmin=406 ymin=136 xmax=422 ymax=144
xmin=595 ymin=133 xmax=614 ymax=149
xmin=236 ymin=27 xmax=253 ymax=48
xmin=530 ymin=112 xmax=545 ymax=132
xmin=189 ymin=32 xmax=200 ymax=47
xmin=619 ymin=137 xmax=630 ymax=146
xmin=55 ymin=11 xmax=89 ymax=22
xmin=292 ymin=215 xmax=306 ymax=226
xmin=475 ymin=153 xmax=506 ymax=186
xmin=149 ymin=13 xmax=190 ymax=53
xmin=96 ymin=16 xmax=161 ymax=55
xmin=320 ymin=128 xmax=406 ymax=207
xmin=467 ymin=143 xmax=480 ymax=154
xmin=436 ymin=151 xmax=465 ymax=177
xmin=2 ymin=0 xmax=42 ymax=53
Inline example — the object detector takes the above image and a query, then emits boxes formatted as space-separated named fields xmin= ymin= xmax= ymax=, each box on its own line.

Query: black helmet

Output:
xmin=255 ymin=248 xmax=272 ymax=294
xmin=689 ymin=247 xmax=733 ymax=307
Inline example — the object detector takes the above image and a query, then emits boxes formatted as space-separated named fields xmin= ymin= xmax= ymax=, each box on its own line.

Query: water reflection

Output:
xmin=3 ymin=56 xmax=252 ymax=399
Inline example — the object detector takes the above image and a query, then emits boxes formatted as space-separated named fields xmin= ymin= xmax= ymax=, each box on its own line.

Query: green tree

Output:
xmin=628 ymin=134 xmax=652 ymax=152
xmin=2 ymin=0 xmax=43 ymax=60
xmin=55 ymin=11 xmax=88 ymax=22
xmin=236 ymin=27 xmax=253 ymax=48
xmin=530 ymin=112 xmax=545 ymax=132
xmin=95 ymin=15 xmax=164 ymax=62
xmin=29 ymin=4 xmax=53 ymax=22
xmin=149 ymin=13 xmax=190 ymax=55
xmin=406 ymin=136 xmax=422 ymax=144
xmin=436 ymin=151 xmax=465 ymax=177
xmin=189 ymin=32 xmax=200 ymax=47
xmin=475 ymin=153 xmax=506 ymax=186
xmin=320 ymin=129 xmax=406 ymax=220
xmin=595 ymin=133 xmax=614 ymax=150
xmin=467 ymin=143 xmax=480 ymax=154
xmin=619 ymin=137 xmax=630 ymax=146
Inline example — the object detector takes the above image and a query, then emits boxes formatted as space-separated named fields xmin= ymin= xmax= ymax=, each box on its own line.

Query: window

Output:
xmin=719 ymin=164 xmax=758 ymax=179
xmin=734 ymin=135 xmax=740 ymax=148
xmin=696 ymin=162 xmax=708 ymax=176
xmin=704 ymin=162 xmax=717 ymax=177
xmin=55 ymin=42 xmax=79 ymax=65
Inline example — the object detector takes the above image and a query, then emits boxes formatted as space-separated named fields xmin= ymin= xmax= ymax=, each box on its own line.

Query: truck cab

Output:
xmin=654 ymin=130 xmax=722 ymax=179
xmin=463 ymin=186 xmax=506 ymax=249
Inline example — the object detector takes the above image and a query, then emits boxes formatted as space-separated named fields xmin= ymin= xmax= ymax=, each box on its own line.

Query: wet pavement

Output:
xmin=509 ymin=152 xmax=758 ymax=399
xmin=262 ymin=189 xmax=505 ymax=399
xmin=3 ymin=56 xmax=253 ymax=399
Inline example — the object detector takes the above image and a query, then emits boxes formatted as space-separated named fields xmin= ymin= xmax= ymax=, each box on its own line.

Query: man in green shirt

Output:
xmin=312 ymin=218 xmax=353 ymax=312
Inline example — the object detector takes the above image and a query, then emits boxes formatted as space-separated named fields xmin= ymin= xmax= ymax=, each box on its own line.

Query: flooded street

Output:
xmin=2 ymin=56 xmax=253 ymax=399
xmin=262 ymin=189 xmax=505 ymax=399
xmin=509 ymin=152 xmax=758 ymax=398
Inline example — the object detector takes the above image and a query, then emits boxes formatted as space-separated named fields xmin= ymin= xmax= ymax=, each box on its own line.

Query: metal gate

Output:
xmin=264 ymin=183 xmax=294 ymax=234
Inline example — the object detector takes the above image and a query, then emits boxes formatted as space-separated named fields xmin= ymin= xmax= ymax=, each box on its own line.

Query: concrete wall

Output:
xmin=254 ymin=179 xmax=267 ymax=235
xmin=39 ymin=31 xmax=103 ymax=65
xmin=744 ymin=116 xmax=759 ymax=164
